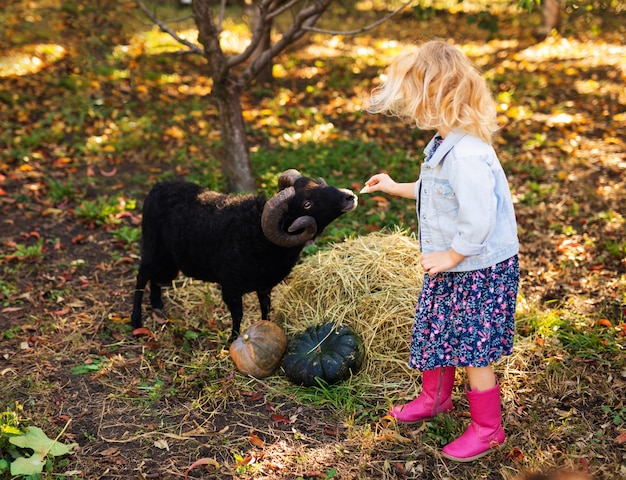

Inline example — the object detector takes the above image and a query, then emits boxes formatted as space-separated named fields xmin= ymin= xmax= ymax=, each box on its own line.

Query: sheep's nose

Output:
xmin=339 ymin=188 xmax=358 ymax=211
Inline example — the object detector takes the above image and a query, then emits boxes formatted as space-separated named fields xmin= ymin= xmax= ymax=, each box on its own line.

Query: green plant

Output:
xmin=424 ymin=414 xmax=460 ymax=447
xmin=605 ymin=240 xmax=626 ymax=259
xmin=111 ymin=225 xmax=141 ymax=250
xmin=75 ymin=196 xmax=136 ymax=226
xmin=0 ymin=403 xmax=77 ymax=478
xmin=516 ymin=304 xmax=565 ymax=339
xmin=74 ymin=199 xmax=104 ymax=224
xmin=0 ymin=280 xmax=17 ymax=304
xmin=519 ymin=181 xmax=557 ymax=206
xmin=138 ymin=378 xmax=166 ymax=403
xmin=1 ymin=325 xmax=22 ymax=340
xmin=71 ymin=356 xmax=107 ymax=375
xmin=0 ymin=239 xmax=45 ymax=262
xmin=46 ymin=178 xmax=78 ymax=205
xmin=601 ymin=405 xmax=626 ymax=426
xmin=467 ymin=10 xmax=499 ymax=35
xmin=289 ymin=377 xmax=375 ymax=419
xmin=557 ymin=321 xmax=622 ymax=361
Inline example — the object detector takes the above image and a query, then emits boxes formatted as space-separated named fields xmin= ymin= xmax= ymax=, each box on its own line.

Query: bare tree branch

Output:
xmin=304 ymin=1 xmax=412 ymax=35
xmin=266 ymin=0 xmax=300 ymax=21
xmin=219 ymin=0 xmax=226 ymax=33
xmin=137 ymin=0 xmax=411 ymax=87
xmin=135 ymin=0 xmax=204 ymax=55
xmin=239 ymin=0 xmax=333 ymax=85
xmin=165 ymin=13 xmax=195 ymax=24
xmin=225 ymin=3 xmax=272 ymax=70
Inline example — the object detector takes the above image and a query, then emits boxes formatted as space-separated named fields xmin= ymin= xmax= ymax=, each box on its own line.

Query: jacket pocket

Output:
xmin=431 ymin=179 xmax=458 ymax=213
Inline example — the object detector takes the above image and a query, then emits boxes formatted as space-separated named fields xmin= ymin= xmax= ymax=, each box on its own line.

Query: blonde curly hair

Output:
xmin=368 ymin=40 xmax=498 ymax=144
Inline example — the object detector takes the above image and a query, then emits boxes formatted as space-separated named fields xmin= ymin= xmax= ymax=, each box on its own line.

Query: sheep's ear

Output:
xmin=278 ymin=169 xmax=302 ymax=190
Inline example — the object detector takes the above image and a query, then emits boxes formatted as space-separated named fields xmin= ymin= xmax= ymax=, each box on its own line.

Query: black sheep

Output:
xmin=131 ymin=169 xmax=358 ymax=340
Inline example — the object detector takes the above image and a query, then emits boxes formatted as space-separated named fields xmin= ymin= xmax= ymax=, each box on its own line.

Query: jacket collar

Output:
xmin=423 ymin=131 xmax=466 ymax=167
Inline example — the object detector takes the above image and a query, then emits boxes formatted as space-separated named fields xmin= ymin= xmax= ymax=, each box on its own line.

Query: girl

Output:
xmin=361 ymin=40 xmax=519 ymax=462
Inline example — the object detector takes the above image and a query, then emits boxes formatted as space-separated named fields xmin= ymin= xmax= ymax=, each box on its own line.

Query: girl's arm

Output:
xmin=361 ymin=173 xmax=416 ymax=199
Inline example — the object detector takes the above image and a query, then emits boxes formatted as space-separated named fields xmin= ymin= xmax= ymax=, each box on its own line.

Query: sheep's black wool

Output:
xmin=131 ymin=170 xmax=357 ymax=341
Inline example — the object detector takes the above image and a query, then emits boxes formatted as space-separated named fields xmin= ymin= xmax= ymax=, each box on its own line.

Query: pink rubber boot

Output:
xmin=441 ymin=381 xmax=505 ymax=462
xmin=389 ymin=367 xmax=455 ymax=423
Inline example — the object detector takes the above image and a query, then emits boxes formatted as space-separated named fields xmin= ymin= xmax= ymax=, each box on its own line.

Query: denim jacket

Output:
xmin=414 ymin=131 xmax=519 ymax=272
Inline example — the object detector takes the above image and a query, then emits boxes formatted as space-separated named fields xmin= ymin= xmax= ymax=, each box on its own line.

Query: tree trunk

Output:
xmin=212 ymin=80 xmax=256 ymax=193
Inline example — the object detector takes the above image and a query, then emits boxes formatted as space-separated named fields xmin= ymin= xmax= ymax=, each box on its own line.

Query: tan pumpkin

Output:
xmin=229 ymin=321 xmax=287 ymax=378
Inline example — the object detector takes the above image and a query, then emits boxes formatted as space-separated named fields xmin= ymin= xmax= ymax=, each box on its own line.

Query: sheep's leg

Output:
xmin=147 ymin=255 xmax=178 ymax=315
xmin=257 ymin=290 xmax=271 ymax=320
xmin=221 ymin=289 xmax=244 ymax=342
xmin=131 ymin=267 xmax=150 ymax=329
xmin=149 ymin=279 xmax=163 ymax=310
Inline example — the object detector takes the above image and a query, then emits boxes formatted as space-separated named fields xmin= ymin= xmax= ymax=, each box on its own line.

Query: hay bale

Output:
xmin=273 ymin=230 xmax=424 ymax=389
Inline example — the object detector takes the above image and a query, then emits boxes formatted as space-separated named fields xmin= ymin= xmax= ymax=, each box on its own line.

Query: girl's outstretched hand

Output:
xmin=360 ymin=173 xmax=394 ymax=194
xmin=360 ymin=174 xmax=417 ymax=200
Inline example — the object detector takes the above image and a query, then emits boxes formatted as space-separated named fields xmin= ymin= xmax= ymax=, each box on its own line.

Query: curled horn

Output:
xmin=278 ymin=169 xmax=302 ymax=191
xmin=261 ymin=187 xmax=317 ymax=247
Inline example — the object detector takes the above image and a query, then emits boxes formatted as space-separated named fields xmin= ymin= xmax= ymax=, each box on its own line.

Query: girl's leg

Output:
xmin=441 ymin=365 xmax=504 ymax=462
xmin=466 ymin=365 xmax=496 ymax=391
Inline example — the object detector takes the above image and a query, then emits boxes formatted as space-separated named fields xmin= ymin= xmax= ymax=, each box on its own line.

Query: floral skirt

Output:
xmin=408 ymin=255 xmax=519 ymax=371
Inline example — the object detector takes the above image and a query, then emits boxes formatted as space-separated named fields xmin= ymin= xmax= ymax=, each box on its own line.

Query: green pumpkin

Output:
xmin=283 ymin=322 xmax=364 ymax=386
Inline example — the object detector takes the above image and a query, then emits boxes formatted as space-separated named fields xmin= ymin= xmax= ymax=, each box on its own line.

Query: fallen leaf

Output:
xmin=303 ymin=471 xmax=324 ymax=478
xmin=271 ymin=414 xmax=291 ymax=424
xmin=71 ymin=234 xmax=86 ymax=244
xmin=394 ymin=462 xmax=407 ymax=475
xmin=376 ymin=431 xmax=412 ymax=444
xmin=615 ymin=432 xmax=626 ymax=444
xmin=132 ymin=327 xmax=155 ymax=339
xmin=580 ymin=457 xmax=590 ymax=472
xmin=183 ymin=457 xmax=220 ymax=478
xmin=52 ymin=306 xmax=71 ymax=316
xmin=67 ymin=300 xmax=86 ymax=308
xmin=506 ymin=446 xmax=525 ymax=462
xmin=41 ymin=208 xmax=64 ymax=217
xmin=235 ymin=454 xmax=262 ymax=466
xmin=154 ymin=439 xmax=169 ymax=451
xmin=1 ymin=307 xmax=24 ymax=313
xmin=108 ymin=314 xmax=130 ymax=323
xmin=249 ymin=431 xmax=265 ymax=448
xmin=99 ymin=447 xmax=120 ymax=456
xmin=243 ymin=391 xmax=264 ymax=402
xmin=100 ymin=167 xmax=117 ymax=177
